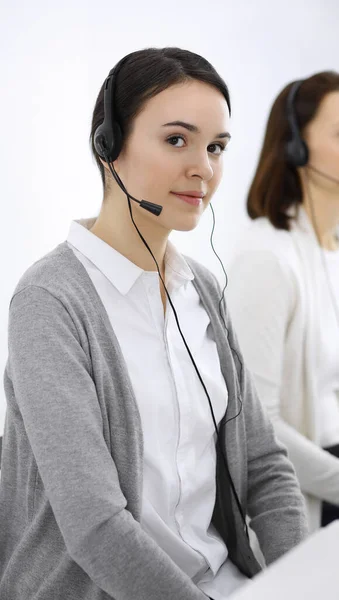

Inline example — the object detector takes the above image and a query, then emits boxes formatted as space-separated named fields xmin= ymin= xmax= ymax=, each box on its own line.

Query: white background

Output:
xmin=1 ymin=0 xmax=338 ymax=434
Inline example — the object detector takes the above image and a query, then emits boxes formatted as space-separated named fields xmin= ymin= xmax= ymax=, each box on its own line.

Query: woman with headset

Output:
xmin=227 ymin=71 xmax=339 ymax=535
xmin=0 ymin=48 xmax=307 ymax=600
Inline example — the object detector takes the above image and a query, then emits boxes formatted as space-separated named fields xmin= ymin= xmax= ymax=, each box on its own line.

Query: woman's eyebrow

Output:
xmin=162 ymin=120 xmax=231 ymax=140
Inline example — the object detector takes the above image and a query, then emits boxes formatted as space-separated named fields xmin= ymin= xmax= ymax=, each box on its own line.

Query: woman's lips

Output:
xmin=170 ymin=192 xmax=203 ymax=207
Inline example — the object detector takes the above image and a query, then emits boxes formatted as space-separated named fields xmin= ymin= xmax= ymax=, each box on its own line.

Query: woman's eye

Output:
xmin=166 ymin=136 xmax=226 ymax=155
xmin=208 ymin=143 xmax=226 ymax=156
xmin=167 ymin=135 xmax=185 ymax=147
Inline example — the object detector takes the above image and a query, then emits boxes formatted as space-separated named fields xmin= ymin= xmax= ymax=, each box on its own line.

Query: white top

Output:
xmin=66 ymin=217 xmax=247 ymax=600
xmin=226 ymin=206 xmax=339 ymax=532
xmin=316 ymin=248 xmax=339 ymax=447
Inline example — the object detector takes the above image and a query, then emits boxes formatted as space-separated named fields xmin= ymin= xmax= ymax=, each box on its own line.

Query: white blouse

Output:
xmin=66 ymin=217 xmax=247 ymax=599
xmin=316 ymin=247 xmax=339 ymax=448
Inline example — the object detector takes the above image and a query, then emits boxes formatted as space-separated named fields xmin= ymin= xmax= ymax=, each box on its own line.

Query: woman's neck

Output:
xmin=89 ymin=195 xmax=169 ymax=277
xmin=302 ymin=202 xmax=339 ymax=251
xmin=301 ymin=178 xmax=339 ymax=251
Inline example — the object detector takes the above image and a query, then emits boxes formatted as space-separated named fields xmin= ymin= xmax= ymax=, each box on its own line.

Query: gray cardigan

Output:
xmin=0 ymin=241 xmax=308 ymax=600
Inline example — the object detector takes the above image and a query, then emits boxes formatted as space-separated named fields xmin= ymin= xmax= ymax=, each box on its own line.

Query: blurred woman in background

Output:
xmin=227 ymin=71 xmax=339 ymax=533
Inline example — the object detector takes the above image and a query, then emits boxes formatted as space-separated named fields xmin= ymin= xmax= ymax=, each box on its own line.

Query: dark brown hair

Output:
xmin=247 ymin=71 xmax=339 ymax=230
xmin=90 ymin=47 xmax=231 ymax=191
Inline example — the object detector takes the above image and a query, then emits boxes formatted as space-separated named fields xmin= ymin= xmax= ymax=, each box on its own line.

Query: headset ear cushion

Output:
xmin=93 ymin=121 xmax=123 ymax=163
xmin=93 ymin=124 xmax=109 ymax=160
xmin=286 ymin=138 xmax=309 ymax=167
xmin=110 ymin=121 xmax=123 ymax=162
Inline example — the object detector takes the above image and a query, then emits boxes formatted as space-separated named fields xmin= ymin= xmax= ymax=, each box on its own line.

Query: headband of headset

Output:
xmin=285 ymin=79 xmax=309 ymax=167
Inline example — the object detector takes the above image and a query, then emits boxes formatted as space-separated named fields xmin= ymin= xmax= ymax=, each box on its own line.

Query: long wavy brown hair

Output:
xmin=247 ymin=71 xmax=339 ymax=230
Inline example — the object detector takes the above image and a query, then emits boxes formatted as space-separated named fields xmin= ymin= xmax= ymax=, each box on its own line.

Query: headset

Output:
xmin=286 ymin=79 xmax=339 ymax=183
xmin=285 ymin=80 xmax=309 ymax=167
xmin=93 ymin=57 xmax=250 ymax=544
xmin=94 ymin=58 xmax=162 ymax=217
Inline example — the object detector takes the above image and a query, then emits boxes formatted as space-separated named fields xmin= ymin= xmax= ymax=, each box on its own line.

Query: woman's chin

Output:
xmin=172 ymin=218 xmax=202 ymax=232
xmin=164 ymin=211 xmax=203 ymax=232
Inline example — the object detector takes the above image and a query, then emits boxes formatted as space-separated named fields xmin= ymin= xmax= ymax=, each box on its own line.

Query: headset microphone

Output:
xmin=109 ymin=159 xmax=163 ymax=216
xmin=97 ymin=143 xmax=163 ymax=217
xmin=93 ymin=59 xmax=163 ymax=217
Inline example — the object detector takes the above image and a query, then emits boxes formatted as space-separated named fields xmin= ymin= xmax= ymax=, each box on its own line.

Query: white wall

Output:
xmin=1 ymin=0 xmax=338 ymax=433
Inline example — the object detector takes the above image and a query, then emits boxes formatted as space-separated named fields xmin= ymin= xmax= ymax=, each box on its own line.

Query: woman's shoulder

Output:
xmin=11 ymin=242 xmax=79 ymax=302
xmin=232 ymin=217 xmax=297 ymax=266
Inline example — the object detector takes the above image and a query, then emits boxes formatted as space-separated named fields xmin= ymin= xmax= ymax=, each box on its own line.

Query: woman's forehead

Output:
xmin=137 ymin=80 xmax=230 ymax=130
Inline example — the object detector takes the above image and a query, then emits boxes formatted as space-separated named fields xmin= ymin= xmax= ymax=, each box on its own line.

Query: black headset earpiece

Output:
xmin=285 ymin=79 xmax=309 ymax=167
xmin=94 ymin=59 xmax=127 ymax=163
xmin=93 ymin=55 xmax=163 ymax=217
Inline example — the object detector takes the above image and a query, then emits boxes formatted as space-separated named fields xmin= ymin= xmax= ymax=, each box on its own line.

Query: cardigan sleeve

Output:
xmin=7 ymin=285 xmax=209 ymax=600
xmin=226 ymin=250 xmax=339 ymax=506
